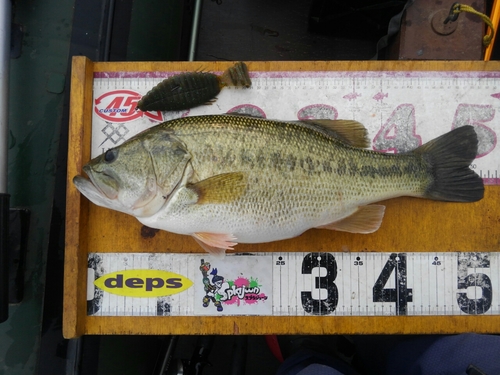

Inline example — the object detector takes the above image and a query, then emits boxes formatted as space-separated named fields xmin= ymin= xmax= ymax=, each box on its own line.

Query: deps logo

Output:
xmin=94 ymin=269 xmax=193 ymax=297
xmin=94 ymin=90 xmax=163 ymax=122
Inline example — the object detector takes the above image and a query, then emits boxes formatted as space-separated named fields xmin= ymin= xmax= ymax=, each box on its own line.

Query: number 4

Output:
xmin=373 ymin=104 xmax=422 ymax=153
xmin=373 ymin=253 xmax=413 ymax=315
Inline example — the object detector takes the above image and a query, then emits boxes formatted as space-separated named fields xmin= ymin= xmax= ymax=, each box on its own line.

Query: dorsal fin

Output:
xmin=224 ymin=112 xmax=266 ymax=119
xmin=298 ymin=119 xmax=370 ymax=148
xmin=219 ymin=115 xmax=369 ymax=147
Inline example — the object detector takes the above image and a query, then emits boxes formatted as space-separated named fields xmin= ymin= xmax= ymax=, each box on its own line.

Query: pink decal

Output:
xmin=373 ymin=104 xmax=421 ymax=153
xmin=227 ymin=104 xmax=266 ymax=118
xmin=297 ymin=104 xmax=338 ymax=120
xmin=452 ymin=104 xmax=497 ymax=158
xmin=483 ymin=178 xmax=500 ymax=185
xmin=95 ymin=70 xmax=500 ymax=80
xmin=342 ymin=92 xmax=361 ymax=101
xmin=221 ymin=277 xmax=267 ymax=306
xmin=94 ymin=90 xmax=164 ymax=123
xmin=373 ymin=92 xmax=388 ymax=102
xmin=234 ymin=277 xmax=249 ymax=288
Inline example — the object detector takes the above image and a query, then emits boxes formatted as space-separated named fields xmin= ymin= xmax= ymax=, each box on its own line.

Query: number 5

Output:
xmin=452 ymin=104 xmax=496 ymax=158
xmin=456 ymin=253 xmax=492 ymax=315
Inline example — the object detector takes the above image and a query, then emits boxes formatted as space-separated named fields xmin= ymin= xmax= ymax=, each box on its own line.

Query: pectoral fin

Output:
xmin=317 ymin=205 xmax=386 ymax=234
xmin=188 ymin=172 xmax=247 ymax=204
xmin=192 ymin=232 xmax=238 ymax=257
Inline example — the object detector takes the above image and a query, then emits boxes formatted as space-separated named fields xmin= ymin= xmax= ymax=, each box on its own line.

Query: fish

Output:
xmin=73 ymin=114 xmax=484 ymax=256
xmin=136 ymin=62 xmax=251 ymax=112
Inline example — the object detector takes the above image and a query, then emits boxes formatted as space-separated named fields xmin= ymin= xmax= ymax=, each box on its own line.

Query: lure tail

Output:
xmin=417 ymin=125 xmax=484 ymax=202
xmin=219 ymin=62 xmax=251 ymax=88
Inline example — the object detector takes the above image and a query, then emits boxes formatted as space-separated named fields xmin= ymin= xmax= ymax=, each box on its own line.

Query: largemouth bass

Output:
xmin=73 ymin=114 xmax=484 ymax=255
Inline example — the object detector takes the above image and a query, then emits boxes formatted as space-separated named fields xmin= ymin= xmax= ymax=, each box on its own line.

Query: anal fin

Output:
xmin=317 ymin=205 xmax=386 ymax=234
xmin=192 ymin=232 xmax=238 ymax=257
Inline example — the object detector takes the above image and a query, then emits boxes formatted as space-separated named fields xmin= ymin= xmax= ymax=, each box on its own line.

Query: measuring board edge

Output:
xmin=64 ymin=58 xmax=500 ymax=338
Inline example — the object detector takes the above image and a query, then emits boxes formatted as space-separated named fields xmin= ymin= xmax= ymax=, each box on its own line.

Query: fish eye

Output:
xmin=104 ymin=149 xmax=118 ymax=163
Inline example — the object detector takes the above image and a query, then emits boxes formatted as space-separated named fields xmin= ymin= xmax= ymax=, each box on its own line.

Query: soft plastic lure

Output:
xmin=137 ymin=62 xmax=251 ymax=112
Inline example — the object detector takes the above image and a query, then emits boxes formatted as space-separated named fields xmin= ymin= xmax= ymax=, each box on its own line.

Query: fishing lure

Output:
xmin=136 ymin=62 xmax=251 ymax=112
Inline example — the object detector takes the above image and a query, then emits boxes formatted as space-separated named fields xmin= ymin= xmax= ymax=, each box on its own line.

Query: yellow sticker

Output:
xmin=94 ymin=269 xmax=194 ymax=298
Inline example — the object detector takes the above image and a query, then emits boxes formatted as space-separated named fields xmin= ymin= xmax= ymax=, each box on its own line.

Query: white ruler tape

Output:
xmin=91 ymin=70 xmax=500 ymax=184
xmin=87 ymin=252 xmax=499 ymax=317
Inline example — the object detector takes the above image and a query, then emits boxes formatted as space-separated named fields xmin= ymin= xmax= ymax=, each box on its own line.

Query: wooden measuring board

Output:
xmin=64 ymin=57 xmax=500 ymax=338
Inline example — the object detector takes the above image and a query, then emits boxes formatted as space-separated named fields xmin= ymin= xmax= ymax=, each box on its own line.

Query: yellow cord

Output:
xmin=450 ymin=3 xmax=495 ymax=46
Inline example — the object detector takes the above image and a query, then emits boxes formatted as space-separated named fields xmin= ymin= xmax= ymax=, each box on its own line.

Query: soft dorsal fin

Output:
xmin=298 ymin=119 xmax=369 ymax=148
xmin=188 ymin=172 xmax=247 ymax=204
xmin=316 ymin=205 xmax=386 ymax=233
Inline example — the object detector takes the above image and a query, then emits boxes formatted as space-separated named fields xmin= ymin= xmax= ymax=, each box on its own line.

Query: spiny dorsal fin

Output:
xmin=188 ymin=172 xmax=247 ymax=204
xmin=224 ymin=112 xmax=266 ymax=119
xmin=299 ymin=119 xmax=370 ymax=148
xmin=316 ymin=205 xmax=386 ymax=233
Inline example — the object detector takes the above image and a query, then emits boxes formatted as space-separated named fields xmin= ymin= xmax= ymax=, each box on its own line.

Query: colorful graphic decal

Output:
xmin=196 ymin=258 xmax=272 ymax=316
xmin=94 ymin=90 xmax=164 ymax=123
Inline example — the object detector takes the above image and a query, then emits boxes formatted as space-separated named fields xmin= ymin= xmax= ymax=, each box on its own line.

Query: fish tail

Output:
xmin=416 ymin=125 xmax=484 ymax=202
xmin=219 ymin=62 xmax=251 ymax=88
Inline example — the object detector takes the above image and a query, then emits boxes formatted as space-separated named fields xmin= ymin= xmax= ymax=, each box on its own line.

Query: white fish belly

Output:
xmin=138 ymin=181 xmax=385 ymax=244
xmin=139 ymin=204 xmax=340 ymax=243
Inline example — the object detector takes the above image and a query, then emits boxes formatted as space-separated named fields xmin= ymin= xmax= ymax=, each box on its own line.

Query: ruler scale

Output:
xmin=92 ymin=70 xmax=500 ymax=184
xmin=87 ymin=252 xmax=500 ymax=318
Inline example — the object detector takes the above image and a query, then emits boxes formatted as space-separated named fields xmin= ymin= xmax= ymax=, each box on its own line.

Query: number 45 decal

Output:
xmin=373 ymin=103 xmax=496 ymax=157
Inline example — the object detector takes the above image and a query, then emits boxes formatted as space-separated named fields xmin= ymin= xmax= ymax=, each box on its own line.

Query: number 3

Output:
xmin=301 ymin=253 xmax=339 ymax=315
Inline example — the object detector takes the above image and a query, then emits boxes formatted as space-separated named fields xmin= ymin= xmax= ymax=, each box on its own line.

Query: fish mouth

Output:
xmin=73 ymin=175 xmax=112 ymax=206
xmin=73 ymin=174 xmax=133 ymax=215
xmin=82 ymin=165 xmax=119 ymax=200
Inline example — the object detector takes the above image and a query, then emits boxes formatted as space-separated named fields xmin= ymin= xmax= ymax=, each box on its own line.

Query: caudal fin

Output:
xmin=219 ymin=62 xmax=251 ymax=88
xmin=415 ymin=125 xmax=484 ymax=202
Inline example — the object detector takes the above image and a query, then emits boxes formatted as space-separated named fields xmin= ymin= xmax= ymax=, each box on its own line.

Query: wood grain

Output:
xmin=64 ymin=57 xmax=500 ymax=338
xmin=64 ymin=56 xmax=95 ymax=339
xmin=84 ymin=315 xmax=500 ymax=335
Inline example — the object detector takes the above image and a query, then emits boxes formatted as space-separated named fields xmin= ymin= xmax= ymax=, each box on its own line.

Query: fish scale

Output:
xmin=163 ymin=115 xmax=427 ymax=197
xmin=74 ymin=114 xmax=482 ymax=254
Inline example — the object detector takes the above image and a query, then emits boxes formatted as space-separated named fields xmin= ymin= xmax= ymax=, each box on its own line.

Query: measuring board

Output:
xmin=88 ymin=252 xmax=498 ymax=317
xmin=92 ymin=69 xmax=500 ymax=182
xmin=64 ymin=58 xmax=500 ymax=337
